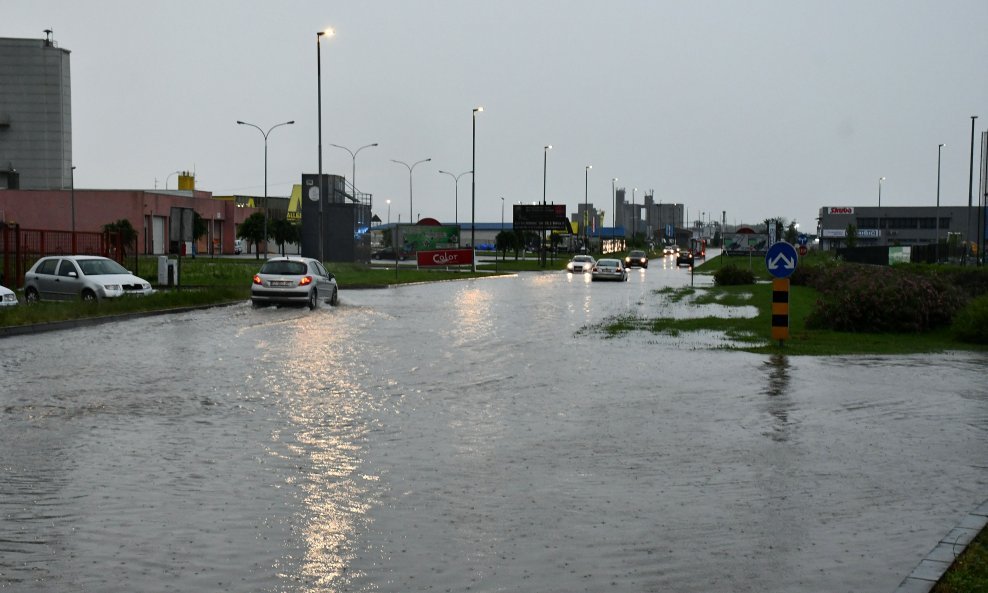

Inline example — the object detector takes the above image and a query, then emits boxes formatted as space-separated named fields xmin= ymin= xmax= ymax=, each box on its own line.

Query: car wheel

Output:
xmin=81 ymin=289 xmax=98 ymax=303
xmin=329 ymin=287 xmax=339 ymax=306
xmin=25 ymin=287 xmax=40 ymax=304
xmin=307 ymin=290 xmax=317 ymax=310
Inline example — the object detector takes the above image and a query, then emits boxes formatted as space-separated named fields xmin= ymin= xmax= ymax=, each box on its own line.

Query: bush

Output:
xmin=952 ymin=294 xmax=988 ymax=344
xmin=805 ymin=264 xmax=967 ymax=332
xmin=713 ymin=265 xmax=755 ymax=286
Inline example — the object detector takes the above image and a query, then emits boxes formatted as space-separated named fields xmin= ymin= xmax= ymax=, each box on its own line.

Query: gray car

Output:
xmin=24 ymin=255 xmax=153 ymax=303
xmin=251 ymin=256 xmax=339 ymax=309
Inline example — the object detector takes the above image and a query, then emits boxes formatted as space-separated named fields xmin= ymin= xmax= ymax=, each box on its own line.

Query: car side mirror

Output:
xmin=68 ymin=271 xmax=78 ymax=278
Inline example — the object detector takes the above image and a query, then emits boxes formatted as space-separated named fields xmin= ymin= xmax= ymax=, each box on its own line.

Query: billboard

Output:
xmin=417 ymin=248 xmax=474 ymax=267
xmin=513 ymin=204 xmax=571 ymax=231
xmin=396 ymin=224 xmax=459 ymax=252
xmin=724 ymin=233 xmax=768 ymax=255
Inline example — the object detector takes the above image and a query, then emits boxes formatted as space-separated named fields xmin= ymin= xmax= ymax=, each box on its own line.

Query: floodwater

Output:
xmin=1 ymin=255 xmax=986 ymax=593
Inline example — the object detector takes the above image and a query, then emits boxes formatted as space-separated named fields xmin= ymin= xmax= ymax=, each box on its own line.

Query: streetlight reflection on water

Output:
xmin=275 ymin=316 xmax=376 ymax=589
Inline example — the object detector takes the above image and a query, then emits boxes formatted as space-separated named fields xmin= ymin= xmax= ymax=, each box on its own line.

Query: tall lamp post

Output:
xmin=471 ymin=106 xmax=483 ymax=271
xmin=878 ymin=176 xmax=885 ymax=207
xmin=498 ymin=196 xmax=504 ymax=272
xmin=611 ymin=177 xmax=617 ymax=252
xmin=329 ymin=142 xmax=378 ymax=201
xmin=439 ymin=169 xmax=471 ymax=245
xmin=542 ymin=144 xmax=552 ymax=266
xmin=968 ymin=116 xmax=978 ymax=259
xmin=391 ymin=158 xmax=431 ymax=225
xmin=316 ymin=28 xmax=334 ymax=262
xmin=936 ymin=143 xmax=945 ymax=263
xmin=584 ymin=165 xmax=592 ymax=252
xmin=70 ymin=165 xmax=76 ymax=254
xmin=632 ymin=187 xmax=638 ymax=247
xmin=237 ymin=119 xmax=295 ymax=259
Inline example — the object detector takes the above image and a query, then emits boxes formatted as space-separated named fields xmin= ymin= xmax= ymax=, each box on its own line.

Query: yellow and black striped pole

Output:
xmin=771 ymin=278 xmax=790 ymax=345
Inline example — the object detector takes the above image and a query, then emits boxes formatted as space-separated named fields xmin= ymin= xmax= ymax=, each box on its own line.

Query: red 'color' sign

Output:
xmin=416 ymin=248 xmax=474 ymax=267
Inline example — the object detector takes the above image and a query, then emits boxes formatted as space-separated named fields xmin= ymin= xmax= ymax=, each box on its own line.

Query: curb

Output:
xmin=893 ymin=498 xmax=988 ymax=592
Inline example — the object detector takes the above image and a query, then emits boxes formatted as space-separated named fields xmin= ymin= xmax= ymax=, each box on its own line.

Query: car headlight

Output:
xmin=104 ymin=284 xmax=121 ymax=290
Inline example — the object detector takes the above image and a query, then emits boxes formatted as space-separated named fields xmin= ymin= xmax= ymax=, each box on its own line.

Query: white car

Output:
xmin=591 ymin=258 xmax=629 ymax=282
xmin=23 ymin=256 xmax=154 ymax=303
xmin=251 ymin=256 xmax=339 ymax=309
xmin=566 ymin=254 xmax=596 ymax=273
xmin=0 ymin=284 xmax=18 ymax=307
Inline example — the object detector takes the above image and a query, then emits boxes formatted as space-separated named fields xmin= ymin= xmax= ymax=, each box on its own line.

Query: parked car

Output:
xmin=676 ymin=250 xmax=695 ymax=267
xmin=591 ymin=258 xmax=629 ymax=282
xmin=251 ymin=256 xmax=338 ymax=309
xmin=0 ymin=284 xmax=18 ymax=307
xmin=23 ymin=256 xmax=153 ymax=303
xmin=566 ymin=254 xmax=596 ymax=273
xmin=372 ymin=248 xmax=410 ymax=261
xmin=625 ymin=250 xmax=649 ymax=268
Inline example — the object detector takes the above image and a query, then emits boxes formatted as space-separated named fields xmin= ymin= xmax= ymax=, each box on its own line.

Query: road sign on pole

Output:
xmin=765 ymin=241 xmax=798 ymax=279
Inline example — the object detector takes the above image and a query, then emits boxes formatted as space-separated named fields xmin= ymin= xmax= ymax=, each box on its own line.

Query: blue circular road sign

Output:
xmin=765 ymin=241 xmax=799 ymax=279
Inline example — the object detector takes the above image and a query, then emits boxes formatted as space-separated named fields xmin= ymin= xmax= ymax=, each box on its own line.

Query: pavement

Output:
xmin=894 ymin=498 xmax=988 ymax=592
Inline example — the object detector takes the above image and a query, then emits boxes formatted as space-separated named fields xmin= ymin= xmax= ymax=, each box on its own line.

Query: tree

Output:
xmin=102 ymin=219 xmax=138 ymax=255
xmin=495 ymin=230 xmax=517 ymax=261
xmin=784 ymin=221 xmax=798 ymax=244
xmin=237 ymin=212 xmax=267 ymax=259
xmin=846 ymin=223 xmax=858 ymax=249
xmin=269 ymin=217 xmax=300 ymax=256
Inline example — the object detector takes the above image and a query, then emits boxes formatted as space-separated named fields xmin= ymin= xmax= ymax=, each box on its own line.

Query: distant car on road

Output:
xmin=23 ymin=255 xmax=153 ymax=303
xmin=566 ymin=254 xmax=596 ymax=273
xmin=372 ymin=248 xmax=410 ymax=261
xmin=625 ymin=250 xmax=648 ymax=268
xmin=251 ymin=256 xmax=338 ymax=310
xmin=591 ymin=258 xmax=629 ymax=282
xmin=663 ymin=244 xmax=679 ymax=256
xmin=0 ymin=284 xmax=18 ymax=307
xmin=676 ymin=250 xmax=695 ymax=267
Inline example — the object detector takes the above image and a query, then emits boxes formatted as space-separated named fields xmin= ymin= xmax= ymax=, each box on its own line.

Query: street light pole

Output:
xmin=632 ymin=187 xmax=638 ymax=247
xmin=936 ymin=143 xmax=945 ymax=263
xmin=70 ymin=165 xmax=76 ymax=254
xmin=499 ymin=196 xmax=504 ymax=272
xmin=391 ymin=157 xmax=431 ymax=225
xmin=439 ymin=169 xmax=471 ymax=245
xmin=584 ymin=165 xmax=592 ymax=252
xmin=542 ymin=144 xmax=552 ymax=266
xmin=238 ymin=119 xmax=295 ymax=259
xmin=316 ymin=28 xmax=334 ymax=262
xmin=878 ymin=176 xmax=885 ymax=207
xmin=968 ymin=116 xmax=978 ymax=258
xmin=471 ymin=106 xmax=483 ymax=272
xmin=329 ymin=142 xmax=378 ymax=202
xmin=612 ymin=177 xmax=617 ymax=252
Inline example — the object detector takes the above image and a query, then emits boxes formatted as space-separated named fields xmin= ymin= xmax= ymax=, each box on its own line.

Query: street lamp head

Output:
xmin=236 ymin=120 xmax=245 ymax=125
xmin=939 ymin=143 xmax=945 ymax=148
xmin=545 ymin=145 xmax=552 ymax=151
xmin=474 ymin=106 xmax=484 ymax=114
xmin=318 ymin=28 xmax=335 ymax=38
xmin=287 ymin=120 xmax=295 ymax=125
xmin=386 ymin=199 xmax=390 ymax=205
xmin=587 ymin=164 xmax=592 ymax=170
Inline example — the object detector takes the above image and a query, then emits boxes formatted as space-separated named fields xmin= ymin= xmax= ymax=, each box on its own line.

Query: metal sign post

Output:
xmin=765 ymin=241 xmax=799 ymax=346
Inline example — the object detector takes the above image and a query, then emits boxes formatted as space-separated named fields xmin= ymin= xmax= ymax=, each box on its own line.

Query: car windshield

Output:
xmin=630 ymin=251 xmax=645 ymax=257
xmin=598 ymin=259 xmax=619 ymax=266
xmin=77 ymin=259 xmax=129 ymax=276
xmin=574 ymin=256 xmax=593 ymax=263
xmin=259 ymin=260 xmax=308 ymax=275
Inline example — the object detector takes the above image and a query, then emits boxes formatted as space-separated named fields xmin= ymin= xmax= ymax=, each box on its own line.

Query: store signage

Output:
xmin=828 ymin=207 xmax=855 ymax=214
xmin=416 ymin=248 xmax=474 ymax=267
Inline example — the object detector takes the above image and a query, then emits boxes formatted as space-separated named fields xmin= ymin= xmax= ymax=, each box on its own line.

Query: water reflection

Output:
xmin=762 ymin=353 xmax=793 ymax=442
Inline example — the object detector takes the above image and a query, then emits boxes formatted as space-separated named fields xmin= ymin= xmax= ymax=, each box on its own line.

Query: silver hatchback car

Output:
xmin=24 ymin=255 xmax=153 ymax=302
xmin=251 ymin=256 xmax=339 ymax=309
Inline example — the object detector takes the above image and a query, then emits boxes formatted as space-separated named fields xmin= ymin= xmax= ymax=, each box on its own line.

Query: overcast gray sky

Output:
xmin=7 ymin=0 xmax=988 ymax=233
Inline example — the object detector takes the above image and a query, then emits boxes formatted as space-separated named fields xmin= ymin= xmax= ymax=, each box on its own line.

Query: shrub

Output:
xmin=713 ymin=265 xmax=755 ymax=286
xmin=952 ymin=294 xmax=988 ymax=344
xmin=805 ymin=264 xmax=967 ymax=332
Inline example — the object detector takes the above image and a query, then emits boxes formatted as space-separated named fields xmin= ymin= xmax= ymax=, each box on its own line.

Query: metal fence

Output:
xmin=1 ymin=223 xmax=127 ymax=289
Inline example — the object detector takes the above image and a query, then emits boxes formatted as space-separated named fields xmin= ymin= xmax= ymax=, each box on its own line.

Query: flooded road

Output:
xmin=2 ymin=256 xmax=986 ymax=592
